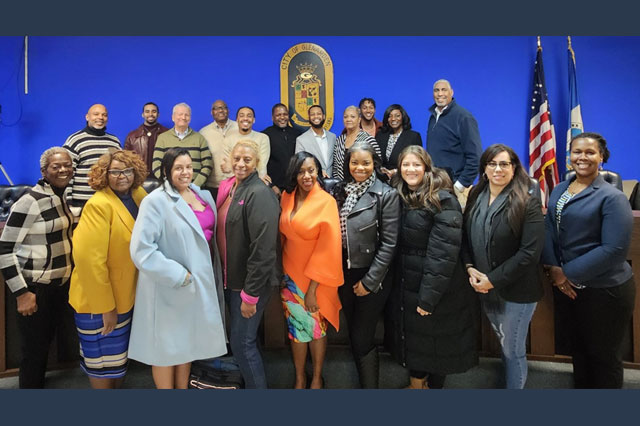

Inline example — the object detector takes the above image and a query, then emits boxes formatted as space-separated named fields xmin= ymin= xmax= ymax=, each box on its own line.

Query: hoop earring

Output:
xmin=482 ymin=172 xmax=488 ymax=180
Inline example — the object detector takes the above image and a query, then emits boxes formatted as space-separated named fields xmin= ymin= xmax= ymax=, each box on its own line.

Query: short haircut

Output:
xmin=271 ymin=103 xmax=288 ymax=115
xmin=358 ymin=97 xmax=376 ymax=109
xmin=88 ymin=149 xmax=148 ymax=190
xmin=433 ymin=79 xmax=452 ymax=90
xmin=308 ymin=104 xmax=324 ymax=116
xmin=40 ymin=147 xmax=71 ymax=171
xmin=343 ymin=105 xmax=361 ymax=117
xmin=230 ymin=139 xmax=261 ymax=168
xmin=172 ymin=102 xmax=191 ymax=115
xmin=236 ymin=106 xmax=255 ymax=118
xmin=142 ymin=102 xmax=159 ymax=113
xmin=211 ymin=100 xmax=228 ymax=109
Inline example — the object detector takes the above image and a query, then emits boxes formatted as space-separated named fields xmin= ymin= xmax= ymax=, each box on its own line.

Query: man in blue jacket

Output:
xmin=426 ymin=79 xmax=482 ymax=208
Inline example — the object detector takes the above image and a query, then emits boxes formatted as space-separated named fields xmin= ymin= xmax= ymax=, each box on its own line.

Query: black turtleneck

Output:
xmin=41 ymin=178 xmax=67 ymax=199
xmin=262 ymin=124 xmax=302 ymax=189
xmin=83 ymin=125 xmax=107 ymax=137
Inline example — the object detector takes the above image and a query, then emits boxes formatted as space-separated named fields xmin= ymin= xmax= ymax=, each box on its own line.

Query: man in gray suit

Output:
xmin=295 ymin=105 xmax=337 ymax=178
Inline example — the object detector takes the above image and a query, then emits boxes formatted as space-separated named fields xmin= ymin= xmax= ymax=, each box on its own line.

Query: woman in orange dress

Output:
xmin=279 ymin=151 xmax=343 ymax=389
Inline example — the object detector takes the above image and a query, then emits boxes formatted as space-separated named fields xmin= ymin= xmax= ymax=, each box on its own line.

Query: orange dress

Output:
xmin=279 ymin=182 xmax=344 ymax=330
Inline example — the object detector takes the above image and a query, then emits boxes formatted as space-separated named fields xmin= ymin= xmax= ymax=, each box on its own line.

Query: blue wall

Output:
xmin=1 ymin=36 xmax=639 ymax=185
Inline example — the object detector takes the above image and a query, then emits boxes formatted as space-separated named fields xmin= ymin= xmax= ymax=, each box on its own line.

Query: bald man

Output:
xmin=426 ymin=79 xmax=482 ymax=208
xmin=63 ymin=104 xmax=122 ymax=214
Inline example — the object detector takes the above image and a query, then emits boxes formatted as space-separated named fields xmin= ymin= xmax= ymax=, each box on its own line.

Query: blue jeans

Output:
xmin=481 ymin=292 xmax=536 ymax=389
xmin=226 ymin=289 xmax=270 ymax=389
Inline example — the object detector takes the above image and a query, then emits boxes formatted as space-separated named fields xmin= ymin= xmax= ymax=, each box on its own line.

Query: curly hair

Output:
xmin=88 ymin=149 xmax=148 ymax=191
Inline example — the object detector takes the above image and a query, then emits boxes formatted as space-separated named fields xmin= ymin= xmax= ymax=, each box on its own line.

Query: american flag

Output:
xmin=529 ymin=44 xmax=560 ymax=206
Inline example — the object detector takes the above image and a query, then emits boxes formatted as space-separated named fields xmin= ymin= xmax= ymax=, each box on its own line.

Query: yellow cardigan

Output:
xmin=69 ymin=186 xmax=147 ymax=314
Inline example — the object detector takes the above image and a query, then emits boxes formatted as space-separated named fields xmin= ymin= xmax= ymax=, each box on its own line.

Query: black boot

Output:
xmin=355 ymin=348 xmax=379 ymax=389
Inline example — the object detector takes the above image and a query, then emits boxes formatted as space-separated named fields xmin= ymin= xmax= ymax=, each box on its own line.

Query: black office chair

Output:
xmin=564 ymin=170 xmax=623 ymax=192
xmin=322 ymin=178 xmax=341 ymax=194
xmin=629 ymin=181 xmax=640 ymax=210
xmin=142 ymin=177 xmax=162 ymax=194
xmin=0 ymin=184 xmax=31 ymax=223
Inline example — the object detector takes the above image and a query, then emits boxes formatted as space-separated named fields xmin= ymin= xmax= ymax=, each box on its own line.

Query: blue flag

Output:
xmin=567 ymin=38 xmax=584 ymax=171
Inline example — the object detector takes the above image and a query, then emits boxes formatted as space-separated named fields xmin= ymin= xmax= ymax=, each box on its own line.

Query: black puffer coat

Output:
xmin=388 ymin=190 xmax=478 ymax=375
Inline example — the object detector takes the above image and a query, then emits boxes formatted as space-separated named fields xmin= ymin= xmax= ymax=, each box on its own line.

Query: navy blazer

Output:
xmin=542 ymin=174 xmax=633 ymax=288
xmin=376 ymin=129 xmax=423 ymax=170
xmin=463 ymin=188 xmax=545 ymax=303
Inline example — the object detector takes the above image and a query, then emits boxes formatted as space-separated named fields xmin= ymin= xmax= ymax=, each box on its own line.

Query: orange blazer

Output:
xmin=279 ymin=182 xmax=344 ymax=330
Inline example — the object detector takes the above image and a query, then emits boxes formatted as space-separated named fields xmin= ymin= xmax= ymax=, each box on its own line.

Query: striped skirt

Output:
xmin=280 ymin=275 xmax=327 ymax=343
xmin=74 ymin=309 xmax=133 ymax=379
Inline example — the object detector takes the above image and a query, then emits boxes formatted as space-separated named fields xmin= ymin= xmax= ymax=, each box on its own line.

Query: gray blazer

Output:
xmin=295 ymin=128 xmax=337 ymax=178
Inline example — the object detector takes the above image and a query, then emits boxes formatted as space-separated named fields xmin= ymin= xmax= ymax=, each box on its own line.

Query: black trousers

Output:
xmin=408 ymin=369 xmax=446 ymax=389
xmin=15 ymin=282 xmax=78 ymax=388
xmin=339 ymin=265 xmax=392 ymax=358
xmin=565 ymin=277 xmax=636 ymax=389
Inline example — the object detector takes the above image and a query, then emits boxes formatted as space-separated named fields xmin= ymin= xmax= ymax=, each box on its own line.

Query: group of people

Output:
xmin=0 ymin=78 xmax=635 ymax=390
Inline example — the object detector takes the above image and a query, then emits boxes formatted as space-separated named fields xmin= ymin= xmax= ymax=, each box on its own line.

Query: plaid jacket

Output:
xmin=0 ymin=179 xmax=74 ymax=296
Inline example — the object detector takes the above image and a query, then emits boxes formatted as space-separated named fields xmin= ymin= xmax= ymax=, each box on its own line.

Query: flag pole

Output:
xmin=24 ymin=35 xmax=28 ymax=94
xmin=537 ymin=36 xmax=541 ymax=50
xmin=568 ymin=36 xmax=576 ymax=61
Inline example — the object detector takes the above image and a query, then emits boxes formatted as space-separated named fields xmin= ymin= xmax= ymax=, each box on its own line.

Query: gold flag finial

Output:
xmin=568 ymin=36 xmax=576 ymax=61
xmin=537 ymin=36 xmax=541 ymax=50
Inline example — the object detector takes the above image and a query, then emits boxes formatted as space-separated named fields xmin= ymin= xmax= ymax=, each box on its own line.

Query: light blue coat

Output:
xmin=128 ymin=181 xmax=227 ymax=366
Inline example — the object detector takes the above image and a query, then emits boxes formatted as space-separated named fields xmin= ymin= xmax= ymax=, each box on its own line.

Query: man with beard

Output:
xmin=295 ymin=105 xmax=336 ymax=178
xmin=262 ymin=103 xmax=301 ymax=193
xmin=63 ymin=103 xmax=122 ymax=214
xmin=199 ymin=99 xmax=238 ymax=198
xmin=224 ymin=106 xmax=270 ymax=179
xmin=124 ymin=102 xmax=169 ymax=172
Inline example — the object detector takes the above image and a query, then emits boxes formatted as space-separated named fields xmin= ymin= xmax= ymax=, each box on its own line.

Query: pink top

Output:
xmin=214 ymin=176 xmax=261 ymax=304
xmin=216 ymin=192 xmax=232 ymax=288
xmin=191 ymin=192 xmax=215 ymax=242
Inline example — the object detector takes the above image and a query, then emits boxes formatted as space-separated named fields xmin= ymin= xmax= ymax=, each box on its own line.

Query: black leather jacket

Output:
xmin=340 ymin=178 xmax=400 ymax=293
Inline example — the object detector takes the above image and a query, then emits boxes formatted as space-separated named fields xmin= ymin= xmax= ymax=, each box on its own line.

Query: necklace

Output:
xmin=568 ymin=181 xmax=585 ymax=195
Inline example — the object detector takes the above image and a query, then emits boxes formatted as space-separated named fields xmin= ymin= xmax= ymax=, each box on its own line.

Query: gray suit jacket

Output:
xmin=295 ymin=128 xmax=336 ymax=178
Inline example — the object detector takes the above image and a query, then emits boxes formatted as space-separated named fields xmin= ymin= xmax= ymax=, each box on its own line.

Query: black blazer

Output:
xmin=376 ymin=129 xmax=423 ymax=170
xmin=462 ymin=189 xmax=545 ymax=303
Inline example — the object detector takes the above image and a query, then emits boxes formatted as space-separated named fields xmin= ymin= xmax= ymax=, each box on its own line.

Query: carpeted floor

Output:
xmin=2 ymin=346 xmax=640 ymax=389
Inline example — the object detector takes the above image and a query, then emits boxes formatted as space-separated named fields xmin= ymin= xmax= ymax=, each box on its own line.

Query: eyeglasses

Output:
xmin=212 ymin=106 xmax=228 ymax=111
xmin=108 ymin=168 xmax=134 ymax=177
xmin=486 ymin=161 xmax=512 ymax=170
